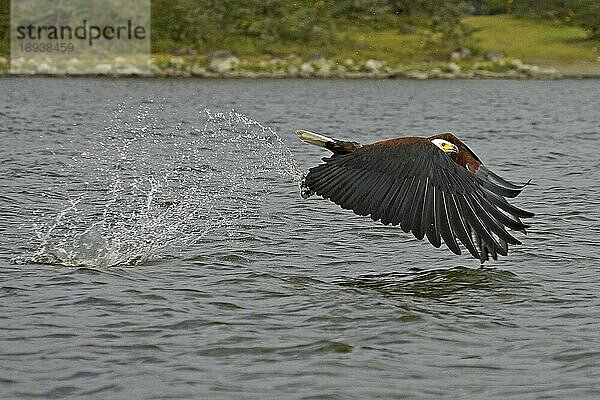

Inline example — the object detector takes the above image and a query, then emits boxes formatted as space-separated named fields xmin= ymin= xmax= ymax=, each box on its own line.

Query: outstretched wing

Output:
xmin=304 ymin=139 xmax=534 ymax=263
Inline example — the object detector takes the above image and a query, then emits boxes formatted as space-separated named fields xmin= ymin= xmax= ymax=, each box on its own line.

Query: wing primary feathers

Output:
xmin=447 ymin=193 xmax=480 ymax=259
xmin=347 ymin=172 xmax=381 ymax=215
xmin=398 ymin=177 xmax=420 ymax=230
xmin=307 ymin=165 xmax=346 ymax=194
xmin=477 ymin=233 xmax=492 ymax=263
xmin=307 ymin=164 xmax=342 ymax=183
xmin=336 ymin=169 xmax=371 ymax=209
xmin=432 ymin=165 xmax=450 ymax=193
xmin=498 ymin=237 xmax=508 ymax=255
xmin=309 ymin=167 xmax=353 ymax=193
xmin=454 ymin=171 xmax=530 ymax=242
xmin=337 ymin=168 xmax=370 ymax=205
xmin=480 ymin=179 xmax=522 ymax=199
xmin=482 ymin=187 xmax=535 ymax=218
xmin=441 ymin=168 xmax=467 ymax=194
xmin=354 ymin=173 xmax=386 ymax=216
xmin=466 ymin=222 xmax=486 ymax=262
xmin=385 ymin=176 xmax=412 ymax=226
xmin=477 ymin=166 xmax=527 ymax=190
xmin=321 ymin=167 xmax=358 ymax=199
xmin=464 ymin=195 xmax=520 ymax=247
xmin=314 ymin=169 xmax=352 ymax=200
xmin=379 ymin=178 xmax=406 ymax=225
xmin=400 ymin=153 xmax=420 ymax=178
xmin=369 ymin=175 xmax=396 ymax=221
xmin=477 ymin=192 xmax=529 ymax=231
xmin=455 ymin=194 xmax=502 ymax=255
xmin=382 ymin=177 xmax=407 ymax=226
xmin=422 ymin=183 xmax=441 ymax=248
xmin=436 ymin=190 xmax=460 ymax=254
xmin=410 ymin=177 xmax=428 ymax=240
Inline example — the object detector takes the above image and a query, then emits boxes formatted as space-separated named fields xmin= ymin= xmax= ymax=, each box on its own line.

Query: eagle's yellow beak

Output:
xmin=432 ymin=138 xmax=459 ymax=154
xmin=445 ymin=143 xmax=459 ymax=154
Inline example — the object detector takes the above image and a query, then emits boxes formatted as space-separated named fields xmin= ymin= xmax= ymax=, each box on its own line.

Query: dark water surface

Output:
xmin=1 ymin=77 xmax=600 ymax=399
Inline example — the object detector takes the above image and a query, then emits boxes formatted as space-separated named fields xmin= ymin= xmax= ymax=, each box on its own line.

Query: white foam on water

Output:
xmin=11 ymin=105 xmax=303 ymax=268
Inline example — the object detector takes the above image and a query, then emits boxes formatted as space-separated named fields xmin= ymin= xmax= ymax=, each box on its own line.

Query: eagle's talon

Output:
xmin=300 ymin=177 xmax=314 ymax=199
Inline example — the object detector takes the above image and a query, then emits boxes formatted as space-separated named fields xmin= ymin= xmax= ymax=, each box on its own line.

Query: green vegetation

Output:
xmin=1 ymin=0 xmax=599 ymax=75
xmin=147 ymin=0 xmax=600 ymax=67
xmin=0 ymin=0 xmax=8 ymax=54
xmin=504 ymin=0 xmax=600 ymax=40
xmin=467 ymin=15 xmax=599 ymax=64
xmin=149 ymin=0 xmax=468 ymax=61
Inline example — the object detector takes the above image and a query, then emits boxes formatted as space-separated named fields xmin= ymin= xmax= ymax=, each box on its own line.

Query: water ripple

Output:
xmin=336 ymin=266 xmax=523 ymax=299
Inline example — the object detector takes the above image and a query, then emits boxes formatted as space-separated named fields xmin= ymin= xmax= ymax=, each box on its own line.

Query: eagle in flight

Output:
xmin=297 ymin=130 xmax=534 ymax=264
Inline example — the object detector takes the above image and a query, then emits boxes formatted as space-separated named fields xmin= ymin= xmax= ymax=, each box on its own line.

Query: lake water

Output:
xmin=1 ymin=77 xmax=600 ymax=399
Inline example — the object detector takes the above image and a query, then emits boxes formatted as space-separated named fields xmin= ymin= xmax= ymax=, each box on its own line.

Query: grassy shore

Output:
xmin=2 ymin=15 xmax=599 ymax=77
xmin=151 ymin=14 xmax=600 ymax=77
xmin=466 ymin=15 xmax=600 ymax=75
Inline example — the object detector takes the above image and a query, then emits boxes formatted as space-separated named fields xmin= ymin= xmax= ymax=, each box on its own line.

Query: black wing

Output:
xmin=304 ymin=140 xmax=534 ymax=263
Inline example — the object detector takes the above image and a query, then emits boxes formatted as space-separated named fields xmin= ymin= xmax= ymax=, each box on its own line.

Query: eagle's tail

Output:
xmin=296 ymin=130 xmax=362 ymax=155
xmin=296 ymin=130 xmax=335 ymax=148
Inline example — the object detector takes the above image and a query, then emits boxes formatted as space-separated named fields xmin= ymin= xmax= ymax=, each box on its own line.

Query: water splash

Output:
xmin=12 ymin=106 xmax=303 ymax=268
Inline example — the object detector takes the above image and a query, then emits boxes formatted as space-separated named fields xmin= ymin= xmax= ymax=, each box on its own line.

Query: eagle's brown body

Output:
xmin=327 ymin=133 xmax=483 ymax=172
xmin=298 ymin=130 xmax=534 ymax=264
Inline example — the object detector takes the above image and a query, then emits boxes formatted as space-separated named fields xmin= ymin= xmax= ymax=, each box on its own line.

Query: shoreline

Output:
xmin=2 ymin=55 xmax=600 ymax=79
xmin=4 ymin=69 xmax=600 ymax=80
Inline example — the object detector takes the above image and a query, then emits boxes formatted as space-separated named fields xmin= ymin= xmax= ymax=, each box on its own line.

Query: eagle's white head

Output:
xmin=431 ymin=138 xmax=459 ymax=154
